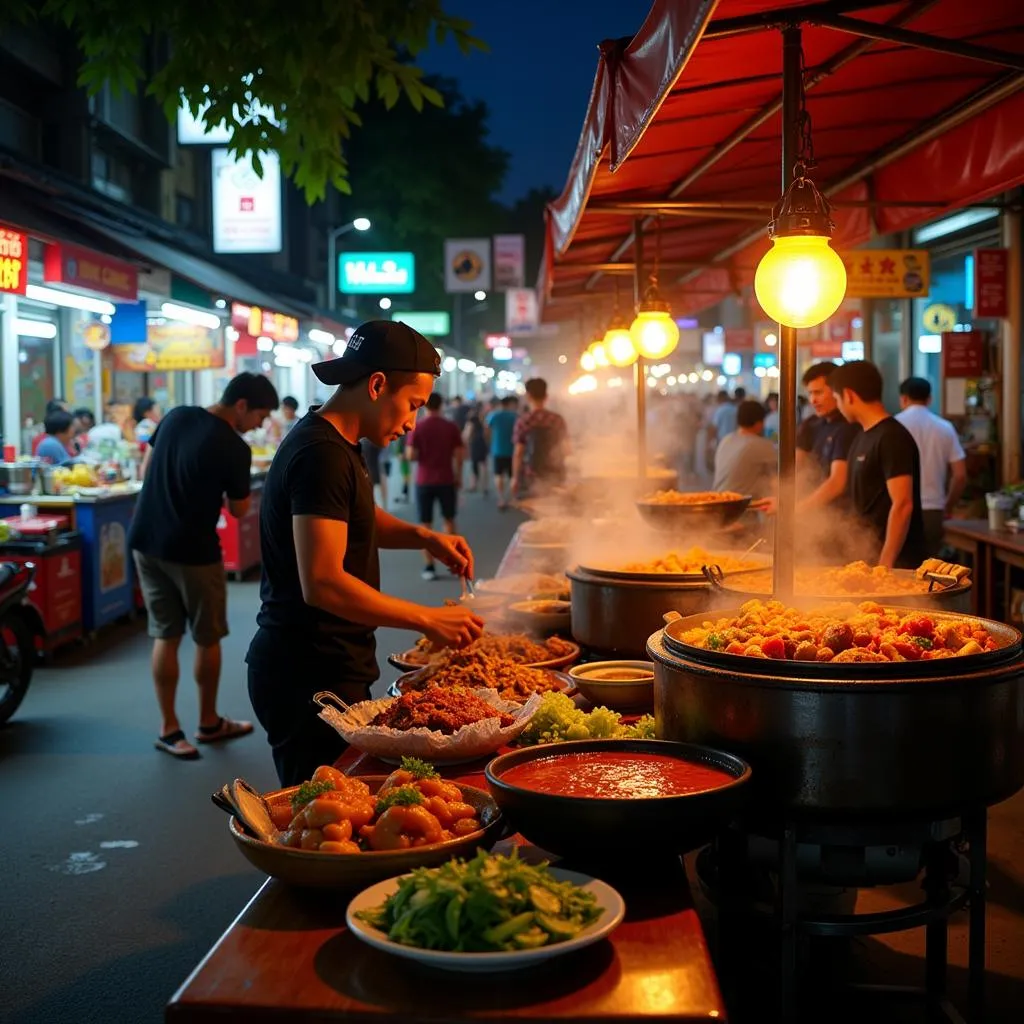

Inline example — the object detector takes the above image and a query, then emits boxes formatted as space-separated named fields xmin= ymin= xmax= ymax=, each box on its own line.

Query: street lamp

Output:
xmin=327 ymin=217 xmax=372 ymax=310
xmin=474 ymin=290 xmax=487 ymax=302
xmin=379 ymin=297 xmax=392 ymax=311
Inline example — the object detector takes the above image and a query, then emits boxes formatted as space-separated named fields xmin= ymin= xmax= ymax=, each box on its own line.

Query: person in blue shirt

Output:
xmin=36 ymin=410 xmax=77 ymax=466
xmin=486 ymin=396 xmax=518 ymax=509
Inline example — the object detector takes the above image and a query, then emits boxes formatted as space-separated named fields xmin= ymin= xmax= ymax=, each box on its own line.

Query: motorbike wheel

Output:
xmin=0 ymin=613 xmax=35 ymax=725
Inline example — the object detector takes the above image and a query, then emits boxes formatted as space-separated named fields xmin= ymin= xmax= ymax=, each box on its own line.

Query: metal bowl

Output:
xmin=568 ymin=660 xmax=655 ymax=710
xmin=485 ymin=739 xmax=751 ymax=857
xmin=507 ymin=599 xmax=572 ymax=635
xmin=228 ymin=777 xmax=503 ymax=889
xmin=635 ymin=494 xmax=752 ymax=532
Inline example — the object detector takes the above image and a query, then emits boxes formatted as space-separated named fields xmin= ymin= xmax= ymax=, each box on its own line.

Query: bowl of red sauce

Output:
xmin=485 ymin=739 xmax=751 ymax=857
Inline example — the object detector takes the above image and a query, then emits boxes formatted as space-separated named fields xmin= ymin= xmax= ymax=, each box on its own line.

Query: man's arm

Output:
xmin=225 ymin=445 xmax=253 ymax=519
xmin=375 ymin=506 xmax=474 ymax=576
xmin=294 ymin=516 xmax=481 ymax=646
xmin=879 ymin=475 xmax=915 ymax=569
xmin=511 ymin=441 xmax=526 ymax=490
xmin=452 ymin=440 xmax=466 ymax=488
xmin=946 ymin=458 xmax=967 ymax=516
xmin=798 ymin=459 xmax=848 ymax=511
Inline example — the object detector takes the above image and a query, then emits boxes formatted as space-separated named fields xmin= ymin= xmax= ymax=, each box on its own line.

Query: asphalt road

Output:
xmin=0 ymin=489 xmax=523 ymax=1024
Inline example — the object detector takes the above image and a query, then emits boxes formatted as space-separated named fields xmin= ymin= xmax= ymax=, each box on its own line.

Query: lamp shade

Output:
xmin=754 ymin=235 xmax=847 ymax=330
xmin=630 ymin=308 xmax=680 ymax=360
xmin=588 ymin=339 xmax=610 ymax=368
xmin=580 ymin=350 xmax=597 ymax=372
xmin=604 ymin=326 xmax=638 ymax=367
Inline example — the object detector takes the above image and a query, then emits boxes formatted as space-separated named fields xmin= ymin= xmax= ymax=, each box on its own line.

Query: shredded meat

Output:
xmin=370 ymin=686 xmax=515 ymax=734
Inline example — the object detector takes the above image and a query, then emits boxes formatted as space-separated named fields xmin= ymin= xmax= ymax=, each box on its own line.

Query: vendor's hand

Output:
xmin=420 ymin=605 xmax=485 ymax=650
xmin=422 ymin=530 xmax=475 ymax=579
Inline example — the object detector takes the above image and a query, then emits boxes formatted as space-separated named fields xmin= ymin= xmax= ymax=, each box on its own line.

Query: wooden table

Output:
xmin=167 ymin=751 xmax=727 ymax=1023
xmin=943 ymin=518 xmax=1024 ymax=619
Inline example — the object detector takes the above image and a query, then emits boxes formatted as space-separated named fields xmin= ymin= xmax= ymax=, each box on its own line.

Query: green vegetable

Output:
xmin=291 ymin=779 xmax=334 ymax=810
xmin=911 ymin=636 xmax=933 ymax=650
xmin=516 ymin=692 xmax=657 ymax=746
xmin=399 ymin=756 xmax=438 ymax=779
xmin=706 ymin=633 xmax=724 ymax=651
xmin=356 ymin=849 xmax=602 ymax=952
xmin=375 ymin=785 xmax=425 ymax=815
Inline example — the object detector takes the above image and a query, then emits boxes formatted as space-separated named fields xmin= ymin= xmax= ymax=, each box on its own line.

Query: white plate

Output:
xmin=346 ymin=867 xmax=625 ymax=972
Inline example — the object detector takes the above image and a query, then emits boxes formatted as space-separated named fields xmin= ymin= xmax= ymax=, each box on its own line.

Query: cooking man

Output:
xmin=829 ymin=360 xmax=926 ymax=569
xmin=247 ymin=321 xmax=485 ymax=786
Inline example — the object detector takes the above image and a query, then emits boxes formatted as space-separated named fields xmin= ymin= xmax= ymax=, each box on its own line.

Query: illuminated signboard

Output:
xmin=392 ymin=311 xmax=449 ymax=335
xmin=339 ymin=252 xmax=415 ymax=294
xmin=230 ymin=302 xmax=298 ymax=343
xmin=212 ymin=149 xmax=282 ymax=254
xmin=0 ymin=226 xmax=28 ymax=294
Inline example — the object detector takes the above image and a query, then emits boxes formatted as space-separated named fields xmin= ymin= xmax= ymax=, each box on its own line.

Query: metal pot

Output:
xmin=648 ymin=606 xmax=1024 ymax=822
xmin=0 ymin=462 xmax=36 ymax=496
xmin=569 ymin=567 xmax=713 ymax=658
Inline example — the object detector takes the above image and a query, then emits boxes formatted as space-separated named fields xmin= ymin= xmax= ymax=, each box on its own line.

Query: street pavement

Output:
xmin=3 ymin=486 xmax=1024 ymax=1022
xmin=0 ymin=488 xmax=524 ymax=1024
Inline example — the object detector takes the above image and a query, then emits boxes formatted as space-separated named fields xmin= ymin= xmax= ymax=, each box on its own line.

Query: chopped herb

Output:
xmin=291 ymin=779 xmax=334 ymax=810
xmin=399 ymin=756 xmax=438 ymax=779
xmin=375 ymin=785 xmax=425 ymax=815
xmin=706 ymin=633 xmax=724 ymax=651
xmin=911 ymin=636 xmax=933 ymax=650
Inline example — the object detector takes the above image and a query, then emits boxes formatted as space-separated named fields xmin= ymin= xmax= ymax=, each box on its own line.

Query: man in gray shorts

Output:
xmin=129 ymin=373 xmax=279 ymax=759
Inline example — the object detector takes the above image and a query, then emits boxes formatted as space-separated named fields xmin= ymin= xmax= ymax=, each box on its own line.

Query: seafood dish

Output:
xmin=269 ymin=761 xmax=484 ymax=853
xmin=678 ymin=599 xmax=1006 ymax=663
xmin=641 ymin=489 xmax=745 ymax=505
xmin=618 ymin=546 xmax=763 ymax=576
xmin=370 ymin=687 xmax=516 ymax=734
xmin=354 ymin=849 xmax=605 ymax=952
xmin=500 ymin=750 xmax=736 ymax=799
xmin=721 ymin=560 xmax=970 ymax=597
xmin=402 ymin=658 xmax=568 ymax=704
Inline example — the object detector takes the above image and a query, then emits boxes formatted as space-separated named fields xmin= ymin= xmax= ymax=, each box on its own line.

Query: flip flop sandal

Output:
xmin=155 ymin=730 xmax=201 ymax=760
xmin=195 ymin=717 xmax=255 ymax=744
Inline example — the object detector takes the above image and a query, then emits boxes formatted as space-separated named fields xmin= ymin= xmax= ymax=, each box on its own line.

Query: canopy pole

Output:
xmin=634 ymin=219 xmax=647 ymax=480
xmin=775 ymin=24 xmax=802 ymax=602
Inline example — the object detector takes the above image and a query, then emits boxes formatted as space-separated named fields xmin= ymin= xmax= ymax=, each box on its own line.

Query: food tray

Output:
xmin=578 ymin=550 xmax=772 ymax=584
xmin=315 ymin=689 xmax=542 ymax=762
xmin=658 ymin=603 xmax=1022 ymax=680
xmin=228 ymin=777 xmax=503 ymax=889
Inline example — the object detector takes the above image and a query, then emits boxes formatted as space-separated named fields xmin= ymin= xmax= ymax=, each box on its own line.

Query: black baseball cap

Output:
xmin=312 ymin=320 xmax=441 ymax=386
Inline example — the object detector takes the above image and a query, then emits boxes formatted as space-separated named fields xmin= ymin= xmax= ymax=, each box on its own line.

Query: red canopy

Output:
xmin=542 ymin=0 xmax=1024 ymax=319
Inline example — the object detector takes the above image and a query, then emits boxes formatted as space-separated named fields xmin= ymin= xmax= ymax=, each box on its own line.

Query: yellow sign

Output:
xmin=841 ymin=249 xmax=930 ymax=299
xmin=83 ymin=322 xmax=111 ymax=351
xmin=922 ymin=303 xmax=957 ymax=334
xmin=112 ymin=323 xmax=225 ymax=371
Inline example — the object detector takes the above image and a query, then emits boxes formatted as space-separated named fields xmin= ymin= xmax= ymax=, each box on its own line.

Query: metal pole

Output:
xmin=1001 ymin=204 xmax=1021 ymax=486
xmin=633 ymin=219 xmax=647 ymax=479
xmin=327 ymin=227 xmax=337 ymax=311
xmin=775 ymin=24 xmax=802 ymax=601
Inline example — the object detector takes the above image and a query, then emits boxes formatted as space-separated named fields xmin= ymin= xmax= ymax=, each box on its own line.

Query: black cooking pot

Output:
xmin=485 ymin=738 xmax=751 ymax=858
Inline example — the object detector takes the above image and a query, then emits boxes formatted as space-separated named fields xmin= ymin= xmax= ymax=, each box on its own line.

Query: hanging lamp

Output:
xmin=629 ymin=219 xmax=680 ymax=360
xmin=603 ymin=280 xmax=638 ymax=366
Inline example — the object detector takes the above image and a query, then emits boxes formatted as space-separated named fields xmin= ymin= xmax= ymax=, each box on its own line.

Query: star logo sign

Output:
xmin=879 ymin=257 xmax=896 ymax=275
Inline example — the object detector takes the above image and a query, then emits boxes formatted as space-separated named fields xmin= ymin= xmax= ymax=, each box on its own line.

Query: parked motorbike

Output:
xmin=0 ymin=561 xmax=37 ymax=725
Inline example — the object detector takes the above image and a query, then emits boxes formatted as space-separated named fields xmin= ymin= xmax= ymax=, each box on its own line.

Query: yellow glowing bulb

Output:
xmin=580 ymin=350 xmax=596 ymax=372
xmin=603 ymin=327 xmax=638 ymax=367
xmin=754 ymin=235 xmax=847 ymax=329
xmin=589 ymin=340 xmax=610 ymax=368
xmin=629 ymin=309 xmax=680 ymax=360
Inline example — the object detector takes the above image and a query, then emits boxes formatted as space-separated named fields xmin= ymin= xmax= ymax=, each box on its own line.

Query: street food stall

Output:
xmin=174 ymin=3 xmax=1024 ymax=1023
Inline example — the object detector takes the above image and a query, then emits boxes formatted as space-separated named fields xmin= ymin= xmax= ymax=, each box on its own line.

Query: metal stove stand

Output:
xmin=700 ymin=808 xmax=987 ymax=1023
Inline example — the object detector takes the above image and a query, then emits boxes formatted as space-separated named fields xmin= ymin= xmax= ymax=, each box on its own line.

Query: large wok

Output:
xmin=648 ymin=604 xmax=1024 ymax=822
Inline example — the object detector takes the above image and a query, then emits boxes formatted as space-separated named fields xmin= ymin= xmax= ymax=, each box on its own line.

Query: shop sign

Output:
xmin=43 ymin=242 xmax=138 ymax=300
xmin=828 ymin=311 xmax=856 ymax=342
xmin=723 ymin=328 xmax=754 ymax=352
xmin=810 ymin=340 xmax=843 ymax=359
xmin=444 ymin=238 xmax=491 ymax=293
xmin=974 ymin=248 xmax=1008 ymax=319
xmin=922 ymin=303 xmax=957 ymax=334
xmin=230 ymin=302 xmax=299 ymax=343
xmin=485 ymin=333 xmax=512 ymax=350
xmin=493 ymin=234 xmax=525 ymax=290
xmin=0 ymin=226 xmax=28 ymax=294
xmin=211 ymin=148 xmax=282 ymax=254
xmin=392 ymin=311 xmax=449 ymax=336
xmin=842 ymin=249 xmax=930 ymax=299
xmin=112 ymin=323 xmax=226 ymax=371
xmin=339 ymin=252 xmax=415 ymax=294
xmin=505 ymin=287 xmax=538 ymax=334
xmin=82 ymin=322 xmax=111 ymax=351
xmin=941 ymin=330 xmax=985 ymax=378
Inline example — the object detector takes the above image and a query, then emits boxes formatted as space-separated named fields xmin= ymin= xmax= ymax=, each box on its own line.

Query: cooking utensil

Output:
xmin=228 ymin=777 xmax=504 ymax=889
xmin=485 ymin=739 xmax=751 ymax=858
xmin=578 ymin=549 xmax=771 ymax=583
xmin=635 ymin=494 xmax=752 ymax=532
xmin=507 ymin=599 xmax=571 ymax=635
xmin=568 ymin=661 xmax=655 ymax=710
xmin=649 ymin=606 xmax=1024 ymax=820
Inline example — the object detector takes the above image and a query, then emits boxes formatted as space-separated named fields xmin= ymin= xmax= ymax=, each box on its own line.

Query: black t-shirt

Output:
xmin=128 ymin=407 xmax=251 ymax=565
xmin=846 ymin=417 xmax=927 ymax=568
xmin=249 ymin=412 xmax=380 ymax=684
xmin=797 ymin=410 xmax=861 ymax=479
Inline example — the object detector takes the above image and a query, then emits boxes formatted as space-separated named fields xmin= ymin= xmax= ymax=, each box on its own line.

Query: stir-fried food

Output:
xmin=407 ymin=632 xmax=575 ymax=667
xmin=729 ymin=561 xmax=937 ymax=596
xmin=370 ymin=687 xmax=515 ymax=733
xmin=405 ymin=656 xmax=565 ymax=703
xmin=679 ymin=599 xmax=1004 ymax=663
xmin=641 ymin=489 xmax=745 ymax=505
xmin=269 ymin=759 xmax=482 ymax=852
xmin=618 ymin=546 xmax=761 ymax=576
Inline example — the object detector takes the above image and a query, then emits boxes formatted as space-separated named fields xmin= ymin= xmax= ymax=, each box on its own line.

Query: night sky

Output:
xmin=419 ymin=0 xmax=653 ymax=205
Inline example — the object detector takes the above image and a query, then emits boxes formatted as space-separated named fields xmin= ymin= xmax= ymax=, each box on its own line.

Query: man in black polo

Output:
xmin=247 ymin=321 xmax=485 ymax=785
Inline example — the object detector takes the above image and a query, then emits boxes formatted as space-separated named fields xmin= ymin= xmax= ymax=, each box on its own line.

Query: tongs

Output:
xmin=460 ymin=575 xmax=477 ymax=601
xmin=210 ymin=778 xmax=279 ymax=842
xmin=312 ymin=690 xmax=353 ymax=713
